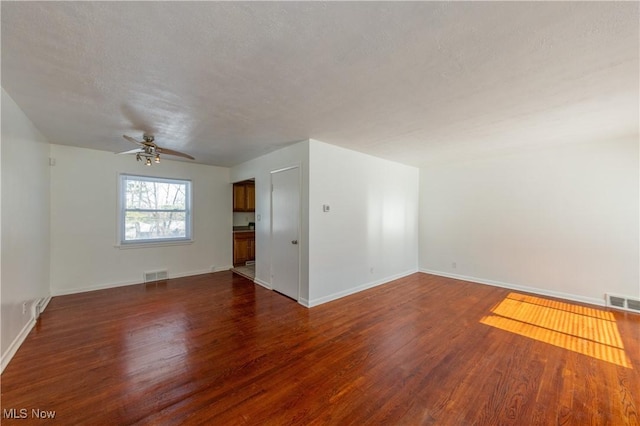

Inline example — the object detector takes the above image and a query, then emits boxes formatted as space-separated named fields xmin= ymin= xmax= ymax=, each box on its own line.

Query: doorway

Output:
xmin=231 ymin=179 xmax=256 ymax=281
xmin=270 ymin=166 xmax=300 ymax=300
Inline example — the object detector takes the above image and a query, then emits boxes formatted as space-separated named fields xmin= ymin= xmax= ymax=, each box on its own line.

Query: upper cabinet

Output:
xmin=233 ymin=183 xmax=247 ymax=211
xmin=233 ymin=181 xmax=255 ymax=212
xmin=246 ymin=183 xmax=255 ymax=211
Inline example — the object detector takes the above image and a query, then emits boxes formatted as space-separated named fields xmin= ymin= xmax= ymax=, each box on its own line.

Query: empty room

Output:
xmin=1 ymin=2 xmax=639 ymax=424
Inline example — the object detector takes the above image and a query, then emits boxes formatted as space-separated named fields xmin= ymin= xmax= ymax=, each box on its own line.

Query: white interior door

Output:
xmin=271 ymin=167 xmax=300 ymax=300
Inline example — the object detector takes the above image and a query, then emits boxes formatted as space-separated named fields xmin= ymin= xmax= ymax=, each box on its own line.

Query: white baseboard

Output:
xmin=419 ymin=269 xmax=605 ymax=307
xmin=253 ymin=278 xmax=272 ymax=290
xmin=34 ymin=296 xmax=52 ymax=319
xmin=51 ymin=268 xmax=234 ymax=297
xmin=171 ymin=269 xmax=214 ymax=279
xmin=1 ymin=318 xmax=35 ymax=374
xmin=1 ymin=296 xmax=52 ymax=373
xmin=40 ymin=296 xmax=52 ymax=312
xmin=298 ymin=297 xmax=310 ymax=307
xmin=52 ymin=277 xmax=144 ymax=296
xmin=307 ymin=268 xmax=418 ymax=308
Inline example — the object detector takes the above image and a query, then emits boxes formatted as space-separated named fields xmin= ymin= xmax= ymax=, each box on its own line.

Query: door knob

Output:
xmin=291 ymin=240 xmax=298 ymax=245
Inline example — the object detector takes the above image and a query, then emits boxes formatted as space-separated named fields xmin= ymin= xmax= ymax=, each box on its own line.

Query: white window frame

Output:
xmin=118 ymin=174 xmax=193 ymax=246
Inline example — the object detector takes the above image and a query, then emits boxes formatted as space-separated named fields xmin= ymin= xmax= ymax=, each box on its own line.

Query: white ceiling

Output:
xmin=1 ymin=2 xmax=638 ymax=167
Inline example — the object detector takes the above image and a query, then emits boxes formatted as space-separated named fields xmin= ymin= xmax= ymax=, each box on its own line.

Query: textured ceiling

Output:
xmin=1 ymin=2 xmax=638 ymax=167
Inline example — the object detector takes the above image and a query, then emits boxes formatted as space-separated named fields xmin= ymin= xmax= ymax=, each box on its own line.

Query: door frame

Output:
xmin=270 ymin=165 xmax=302 ymax=301
xmin=231 ymin=178 xmax=256 ymax=271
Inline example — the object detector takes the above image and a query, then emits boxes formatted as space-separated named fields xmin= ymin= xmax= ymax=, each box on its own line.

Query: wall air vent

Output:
xmin=31 ymin=298 xmax=47 ymax=320
xmin=627 ymin=299 xmax=640 ymax=312
xmin=608 ymin=296 xmax=626 ymax=308
xmin=144 ymin=270 xmax=168 ymax=283
xmin=606 ymin=294 xmax=640 ymax=313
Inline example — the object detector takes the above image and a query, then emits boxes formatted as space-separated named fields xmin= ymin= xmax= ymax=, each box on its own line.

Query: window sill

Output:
xmin=115 ymin=240 xmax=194 ymax=250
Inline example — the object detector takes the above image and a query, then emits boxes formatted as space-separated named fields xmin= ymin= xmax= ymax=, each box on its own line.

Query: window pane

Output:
xmin=125 ymin=180 xmax=186 ymax=210
xmin=124 ymin=211 xmax=187 ymax=241
xmin=120 ymin=175 xmax=192 ymax=244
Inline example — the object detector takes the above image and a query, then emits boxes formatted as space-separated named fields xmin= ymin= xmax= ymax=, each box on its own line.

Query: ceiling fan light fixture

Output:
xmin=120 ymin=134 xmax=195 ymax=165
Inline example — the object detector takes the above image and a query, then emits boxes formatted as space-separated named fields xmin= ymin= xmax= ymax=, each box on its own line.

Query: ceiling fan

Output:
xmin=118 ymin=134 xmax=195 ymax=166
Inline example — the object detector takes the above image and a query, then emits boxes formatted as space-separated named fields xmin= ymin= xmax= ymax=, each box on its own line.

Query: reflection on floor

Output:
xmin=480 ymin=292 xmax=632 ymax=368
xmin=231 ymin=263 xmax=255 ymax=281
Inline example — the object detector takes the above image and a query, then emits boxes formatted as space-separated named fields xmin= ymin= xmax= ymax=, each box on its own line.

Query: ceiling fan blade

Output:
xmin=157 ymin=147 xmax=195 ymax=160
xmin=116 ymin=148 xmax=144 ymax=155
xmin=123 ymin=135 xmax=142 ymax=145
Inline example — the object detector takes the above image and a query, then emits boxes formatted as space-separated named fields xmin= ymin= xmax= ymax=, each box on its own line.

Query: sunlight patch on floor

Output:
xmin=480 ymin=292 xmax=631 ymax=368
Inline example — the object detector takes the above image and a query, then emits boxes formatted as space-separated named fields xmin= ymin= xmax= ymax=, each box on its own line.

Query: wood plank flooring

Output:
xmin=1 ymin=272 xmax=639 ymax=425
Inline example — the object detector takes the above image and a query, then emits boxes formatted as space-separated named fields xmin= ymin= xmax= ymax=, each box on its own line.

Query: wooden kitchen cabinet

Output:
xmin=233 ymin=231 xmax=255 ymax=266
xmin=246 ymin=184 xmax=255 ymax=211
xmin=233 ymin=184 xmax=247 ymax=211
xmin=248 ymin=237 xmax=255 ymax=260
xmin=233 ymin=181 xmax=255 ymax=212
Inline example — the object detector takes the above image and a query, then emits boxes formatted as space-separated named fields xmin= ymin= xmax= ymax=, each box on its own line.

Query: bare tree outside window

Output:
xmin=120 ymin=175 xmax=192 ymax=243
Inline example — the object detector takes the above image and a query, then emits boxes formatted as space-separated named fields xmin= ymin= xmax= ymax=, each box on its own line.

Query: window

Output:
xmin=119 ymin=174 xmax=192 ymax=245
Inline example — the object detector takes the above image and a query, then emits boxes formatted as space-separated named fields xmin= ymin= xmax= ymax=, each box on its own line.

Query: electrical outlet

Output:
xmin=452 ymin=262 xmax=457 ymax=269
xmin=22 ymin=302 xmax=27 ymax=315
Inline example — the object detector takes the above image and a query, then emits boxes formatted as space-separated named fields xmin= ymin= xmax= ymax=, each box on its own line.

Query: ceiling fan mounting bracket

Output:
xmin=143 ymin=134 xmax=155 ymax=143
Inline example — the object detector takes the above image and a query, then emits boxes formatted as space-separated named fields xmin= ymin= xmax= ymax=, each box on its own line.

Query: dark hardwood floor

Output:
xmin=2 ymin=272 xmax=639 ymax=425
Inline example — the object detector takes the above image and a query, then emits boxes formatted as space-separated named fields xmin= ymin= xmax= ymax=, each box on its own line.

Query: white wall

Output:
xmin=308 ymin=140 xmax=419 ymax=306
xmin=230 ymin=139 xmax=419 ymax=307
xmin=1 ymin=88 xmax=51 ymax=370
xmin=49 ymin=144 xmax=232 ymax=295
xmin=419 ymin=137 xmax=640 ymax=305
xmin=230 ymin=140 xmax=310 ymax=301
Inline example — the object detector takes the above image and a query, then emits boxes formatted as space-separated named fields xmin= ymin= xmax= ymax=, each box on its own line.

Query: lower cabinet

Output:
xmin=233 ymin=232 xmax=255 ymax=267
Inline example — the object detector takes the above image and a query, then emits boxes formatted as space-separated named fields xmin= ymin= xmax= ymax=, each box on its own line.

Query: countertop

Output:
xmin=233 ymin=226 xmax=255 ymax=233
